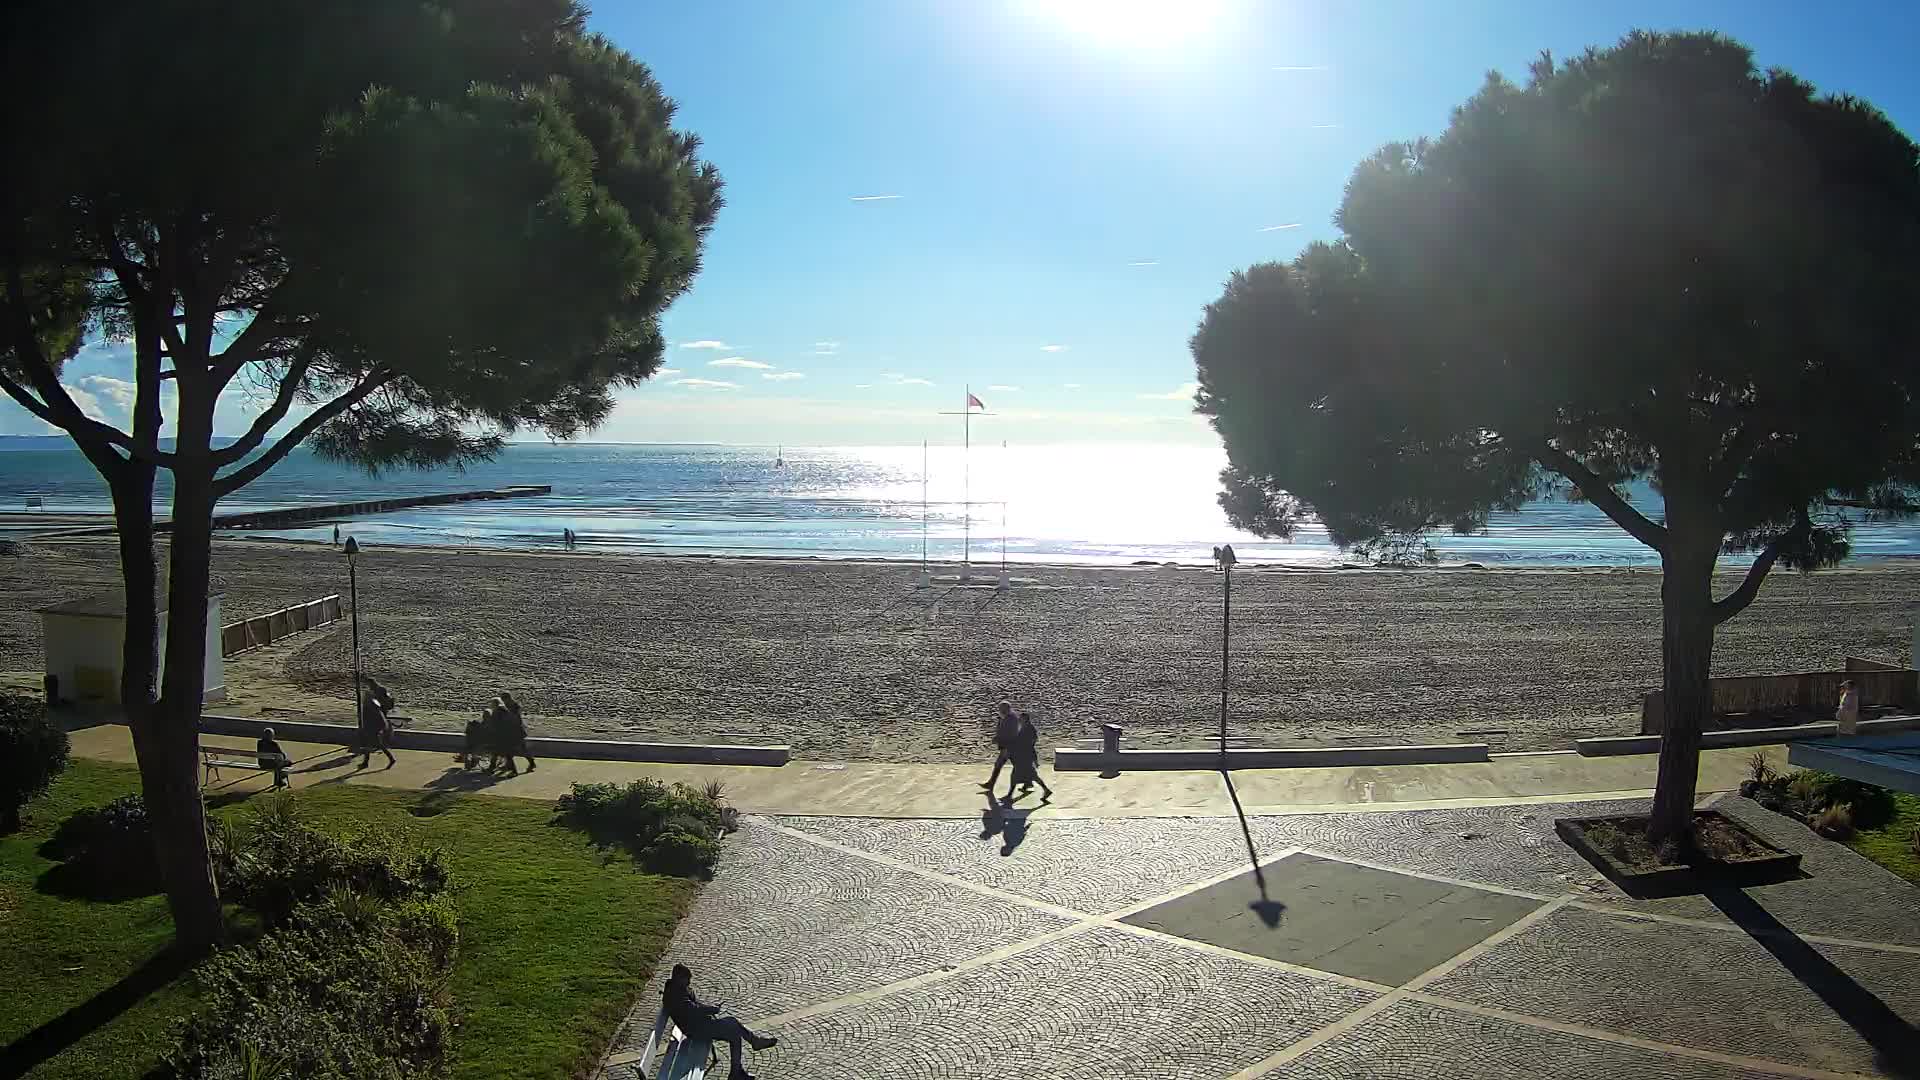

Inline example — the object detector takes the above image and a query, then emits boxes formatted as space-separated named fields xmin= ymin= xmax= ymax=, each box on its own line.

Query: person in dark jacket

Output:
xmin=256 ymin=727 xmax=291 ymax=789
xmin=662 ymin=964 xmax=776 ymax=1079
xmin=358 ymin=680 xmax=397 ymax=769
xmin=977 ymin=700 xmax=1018 ymax=792
xmin=1002 ymin=710 xmax=1052 ymax=804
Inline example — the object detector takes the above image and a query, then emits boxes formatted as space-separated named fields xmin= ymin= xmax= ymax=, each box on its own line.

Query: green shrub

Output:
xmin=642 ymin=829 xmax=720 ymax=879
xmin=1802 ymin=773 xmax=1897 ymax=830
xmin=0 ymin=694 xmax=69 ymax=832
xmin=41 ymin=793 xmax=160 ymax=894
xmin=166 ymin=888 xmax=458 ymax=1079
xmin=222 ymin=795 xmax=450 ymax=926
xmin=555 ymin=779 xmax=724 ymax=876
xmin=1813 ymin=802 xmax=1856 ymax=840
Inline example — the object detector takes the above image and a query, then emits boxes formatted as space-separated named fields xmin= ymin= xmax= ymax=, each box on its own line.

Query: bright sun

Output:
xmin=1024 ymin=0 xmax=1224 ymax=49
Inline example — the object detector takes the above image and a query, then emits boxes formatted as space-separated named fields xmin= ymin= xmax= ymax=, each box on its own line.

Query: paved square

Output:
xmin=1122 ymin=852 xmax=1545 ymax=986
xmin=605 ymin=796 xmax=1920 ymax=1080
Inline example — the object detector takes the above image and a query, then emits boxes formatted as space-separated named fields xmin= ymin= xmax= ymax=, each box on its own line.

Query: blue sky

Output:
xmin=9 ymin=1 xmax=1918 ymax=446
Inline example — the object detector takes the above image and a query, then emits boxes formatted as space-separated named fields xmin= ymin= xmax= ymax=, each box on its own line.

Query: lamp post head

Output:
xmin=343 ymin=536 xmax=360 ymax=556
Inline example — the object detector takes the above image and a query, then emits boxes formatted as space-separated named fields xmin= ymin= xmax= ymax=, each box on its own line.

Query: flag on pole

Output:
xmin=967 ymin=391 xmax=985 ymax=410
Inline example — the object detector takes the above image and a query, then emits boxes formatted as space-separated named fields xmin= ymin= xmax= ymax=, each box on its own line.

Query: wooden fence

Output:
xmin=219 ymin=594 xmax=343 ymax=657
xmin=1641 ymin=661 xmax=1919 ymax=734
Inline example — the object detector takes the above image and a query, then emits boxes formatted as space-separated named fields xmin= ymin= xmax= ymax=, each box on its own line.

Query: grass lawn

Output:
xmin=1846 ymin=790 xmax=1920 ymax=885
xmin=1 ymin=760 xmax=699 ymax=1079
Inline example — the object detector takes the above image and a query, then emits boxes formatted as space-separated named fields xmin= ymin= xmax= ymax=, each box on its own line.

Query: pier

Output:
xmin=200 ymin=485 xmax=551 ymax=532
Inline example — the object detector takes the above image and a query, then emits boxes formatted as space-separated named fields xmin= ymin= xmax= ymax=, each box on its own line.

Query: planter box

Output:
xmin=1555 ymin=810 xmax=1802 ymax=897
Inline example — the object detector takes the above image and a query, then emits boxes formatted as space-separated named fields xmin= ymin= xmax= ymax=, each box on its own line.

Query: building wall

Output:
xmin=41 ymin=597 xmax=227 ymax=705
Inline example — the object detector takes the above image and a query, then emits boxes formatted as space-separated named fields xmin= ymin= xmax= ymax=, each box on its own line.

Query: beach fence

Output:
xmin=1640 ymin=660 xmax=1919 ymax=734
xmin=219 ymin=595 xmax=342 ymax=658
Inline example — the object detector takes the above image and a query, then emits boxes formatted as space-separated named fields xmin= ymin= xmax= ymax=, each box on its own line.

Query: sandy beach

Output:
xmin=4 ymin=538 xmax=1916 ymax=762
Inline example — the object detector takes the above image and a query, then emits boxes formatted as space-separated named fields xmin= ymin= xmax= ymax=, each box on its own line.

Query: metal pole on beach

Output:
xmin=921 ymin=440 xmax=929 ymax=574
xmin=344 ymin=536 xmax=362 ymax=708
xmin=1220 ymin=562 xmax=1231 ymax=765
xmin=963 ymin=387 xmax=971 ymax=581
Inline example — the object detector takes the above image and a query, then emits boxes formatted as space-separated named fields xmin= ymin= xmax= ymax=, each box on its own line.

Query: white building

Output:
xmin=39 ymin=591 xmax=225 ymax=705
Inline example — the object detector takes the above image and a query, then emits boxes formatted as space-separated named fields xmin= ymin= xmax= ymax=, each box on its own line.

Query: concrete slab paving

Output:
xmin=1121 ymin=853 xmax=1544 ymax=986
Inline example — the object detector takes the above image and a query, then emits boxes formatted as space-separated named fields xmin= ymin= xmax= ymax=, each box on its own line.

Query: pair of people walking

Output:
xmin=980 ymin=699 xmax=1052 ymax=805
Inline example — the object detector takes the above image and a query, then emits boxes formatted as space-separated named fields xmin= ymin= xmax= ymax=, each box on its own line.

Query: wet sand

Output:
xmin=4 ymin=539 xmax=1915 ymax=762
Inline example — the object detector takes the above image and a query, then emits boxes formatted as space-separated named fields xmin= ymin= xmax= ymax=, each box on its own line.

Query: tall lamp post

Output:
xmin=1219 ymin=544 xmax=1236 ymax=766
xmin=343 ymin=536 xmax=362 ymax=708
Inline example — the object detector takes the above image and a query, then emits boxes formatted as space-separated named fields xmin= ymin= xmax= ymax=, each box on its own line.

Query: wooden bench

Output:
xmin=602 ymin=1005 xmax=712 ymax=1079
xmin=201 ymin=741 xmax=287 ymax=787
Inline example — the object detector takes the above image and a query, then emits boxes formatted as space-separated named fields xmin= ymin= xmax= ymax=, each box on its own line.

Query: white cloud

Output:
xmin=1126 ymin=260 xmax=1159 ymax=267
xmin=1040 ymin=344 xmax=1068 ymax=352
xmin=1256 ymin=223 xmax=1302 ymax=233
xmin=656 ymin=368 xmax=682 ymax=377
xmin=1273 ymin=64 xmax=1330 ymax=72
xmin=1310 ymin=123 xmax=1340 ymax=129
xmin=1062 ymin=383 xmax=1082 ymax=390
xmin=76 ymin=375 xmax=136 ymax=412
xmin=852 ymin=384 xmax=872 ymax=389
xmin=1137 ymin=381 xmax=1201 ymax=401
xmin=850 ymin=194 xmax=903 ymax=201
xmin=813 ymin=340 xmax=840 ymax=352
xmin=678 ymin=340 xmax=732 ymax=350
xmin=710 ymin=357 xmax=773 ymax=370
xmin=762 ymin=372 xmax=806 ymax=381
xmin=987 ymin=385 xmax=1021 ymax=392
xmin=60 ymin=382 xmax=108 ymax=422
xmin=880 ymin=372 xmax=934 ymax=387
xmin=672 ymin=378 xmax=739 ymax=391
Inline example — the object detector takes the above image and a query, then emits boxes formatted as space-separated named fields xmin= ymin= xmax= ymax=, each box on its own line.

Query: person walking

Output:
xmin=662 ymin=964 xmax=777 ymax=1080
xmin=358 ymin=679 xmax=397 ymax=769
xmin=978 ymin=700 xmax=1019 ymax=793
xmin=1004 ymin=710 xmax=1053 ymax=804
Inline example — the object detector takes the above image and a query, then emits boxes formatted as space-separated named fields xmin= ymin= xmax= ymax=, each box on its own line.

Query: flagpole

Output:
xmin=963 ymin=385 xmax=971 ymax=582
xmin=921 ymin=439 xmax=928 ymax=575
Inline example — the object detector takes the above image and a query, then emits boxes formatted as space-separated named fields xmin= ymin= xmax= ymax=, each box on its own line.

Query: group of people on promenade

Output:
xmin=981 ymin=699 xmax=1052 ymax=806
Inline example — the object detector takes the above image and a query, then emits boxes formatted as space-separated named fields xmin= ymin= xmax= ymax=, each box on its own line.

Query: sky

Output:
xmin=8 ymin=0 xmax=1919 ymax=447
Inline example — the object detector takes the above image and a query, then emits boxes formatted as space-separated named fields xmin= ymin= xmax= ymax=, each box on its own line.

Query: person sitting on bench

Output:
xmin=256 ymin=727 xmax=291 ymax=789
xmin=663 ymin=963 xmax=777 ymax=1080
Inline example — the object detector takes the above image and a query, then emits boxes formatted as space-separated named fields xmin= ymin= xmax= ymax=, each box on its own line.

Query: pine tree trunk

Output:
xmin=149 ymin=438 xmax=226 ymax=954
xmin=1649 ymin=543 xmax=1717 ymax=846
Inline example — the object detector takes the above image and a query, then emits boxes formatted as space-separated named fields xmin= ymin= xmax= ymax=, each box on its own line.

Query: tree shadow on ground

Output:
xmin=1706 ymin=887 xmax=1919 ymax=1079
xmin=1223 ymin=770 xmax=1285 ymax=927
xmin=0 ymin=945 xmax=190 ymax=1078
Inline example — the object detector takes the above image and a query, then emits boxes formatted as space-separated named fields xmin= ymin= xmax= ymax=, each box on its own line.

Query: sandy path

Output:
xmin=4 ymin=539 xmax=1915 ymax=762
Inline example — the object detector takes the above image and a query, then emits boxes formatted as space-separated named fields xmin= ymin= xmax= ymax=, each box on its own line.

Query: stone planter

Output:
xmin=1556 ymin=810 xmax=1802 ymax=897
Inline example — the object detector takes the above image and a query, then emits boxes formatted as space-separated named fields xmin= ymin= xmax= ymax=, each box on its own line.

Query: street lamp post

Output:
xmin=1220 ymin=560 xmax=1231 ymax=765
xmin=344 ymin=536 xmax=362 ymax=708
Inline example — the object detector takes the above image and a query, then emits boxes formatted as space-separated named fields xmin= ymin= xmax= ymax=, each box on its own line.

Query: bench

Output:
xmin=201 ymin=741 xmax=288 ymax=787
xmin=610 ymin=1005 xmax=712 ymax=1079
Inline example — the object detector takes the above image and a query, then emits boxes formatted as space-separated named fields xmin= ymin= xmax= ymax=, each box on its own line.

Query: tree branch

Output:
xmin=213 ymin=369 xmax=393 ymax=497
xmin=2 ymin=270 xmax=168 ymax=467
xmin=1711 ymin=508 xmax=1810 ymax=625
xmin=1710 ymin=422 xmax=1761 ymax=503
xmin=1536 ymin=441 xmax=1669 ymax=553
xmin=210 ymin=343 xmax=319 ymax=467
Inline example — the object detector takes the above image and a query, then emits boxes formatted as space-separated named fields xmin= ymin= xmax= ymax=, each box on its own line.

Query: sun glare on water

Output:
xmin=1023 ymin=0 xmax=1225 ymax=49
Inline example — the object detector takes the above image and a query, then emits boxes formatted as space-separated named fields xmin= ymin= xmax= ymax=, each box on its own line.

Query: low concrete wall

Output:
xmin=1053 ymin=743 xmax=1489 ymax=772
xmin=1641 ymin=667 xmax=1918 ymax=735
xmin=193 ymin=714 xmax=789 ymax=767
xmin=1577 ymin=722 xmax=1840 ymax=757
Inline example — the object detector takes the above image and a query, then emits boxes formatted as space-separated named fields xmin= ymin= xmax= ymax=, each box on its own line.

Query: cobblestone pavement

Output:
xmin=604 ymin=796 xmax=1920 ymax=1080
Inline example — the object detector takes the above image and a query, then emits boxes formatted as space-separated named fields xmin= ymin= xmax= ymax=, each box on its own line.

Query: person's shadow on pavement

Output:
xmin=980 ymin=802 xmax=1033 ymax=857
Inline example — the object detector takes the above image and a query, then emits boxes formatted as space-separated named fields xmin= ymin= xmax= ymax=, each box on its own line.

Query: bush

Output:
xmin=222 ymin=795 xmax=450 ymax=926
xmin=1813 ymin=802 xmax=1856 ymax=840
xmin=40 ymin=793 xmax=160 ymax=895
xmin=554 ymin=779 xmax=724 ymax=876
xmin=1802 ymin=774 xmax=1897 ymax=830
xmin=642 ymin=829 xmax=721 ymax=879
xmin=166 ymin=888 xmax=458 ymax=1080
xmin=1 ymin=694 xmax=69 ymax=832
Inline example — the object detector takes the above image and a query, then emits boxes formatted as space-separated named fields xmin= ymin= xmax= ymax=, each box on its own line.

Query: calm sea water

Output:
xmin=4 ymin=441 xmax=1919 ymax=567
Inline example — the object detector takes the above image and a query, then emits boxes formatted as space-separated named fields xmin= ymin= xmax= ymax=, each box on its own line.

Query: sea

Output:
xmin=4 ymin=440 xmax=1920 ymax=568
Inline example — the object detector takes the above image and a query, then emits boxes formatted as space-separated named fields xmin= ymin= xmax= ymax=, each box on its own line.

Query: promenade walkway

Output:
xmin=64 ymin=724 xmax=1920 ymax=1078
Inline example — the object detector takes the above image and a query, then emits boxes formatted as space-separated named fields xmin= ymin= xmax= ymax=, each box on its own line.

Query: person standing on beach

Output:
xmin=979 ymin=700 xmax=1018 ymax=793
